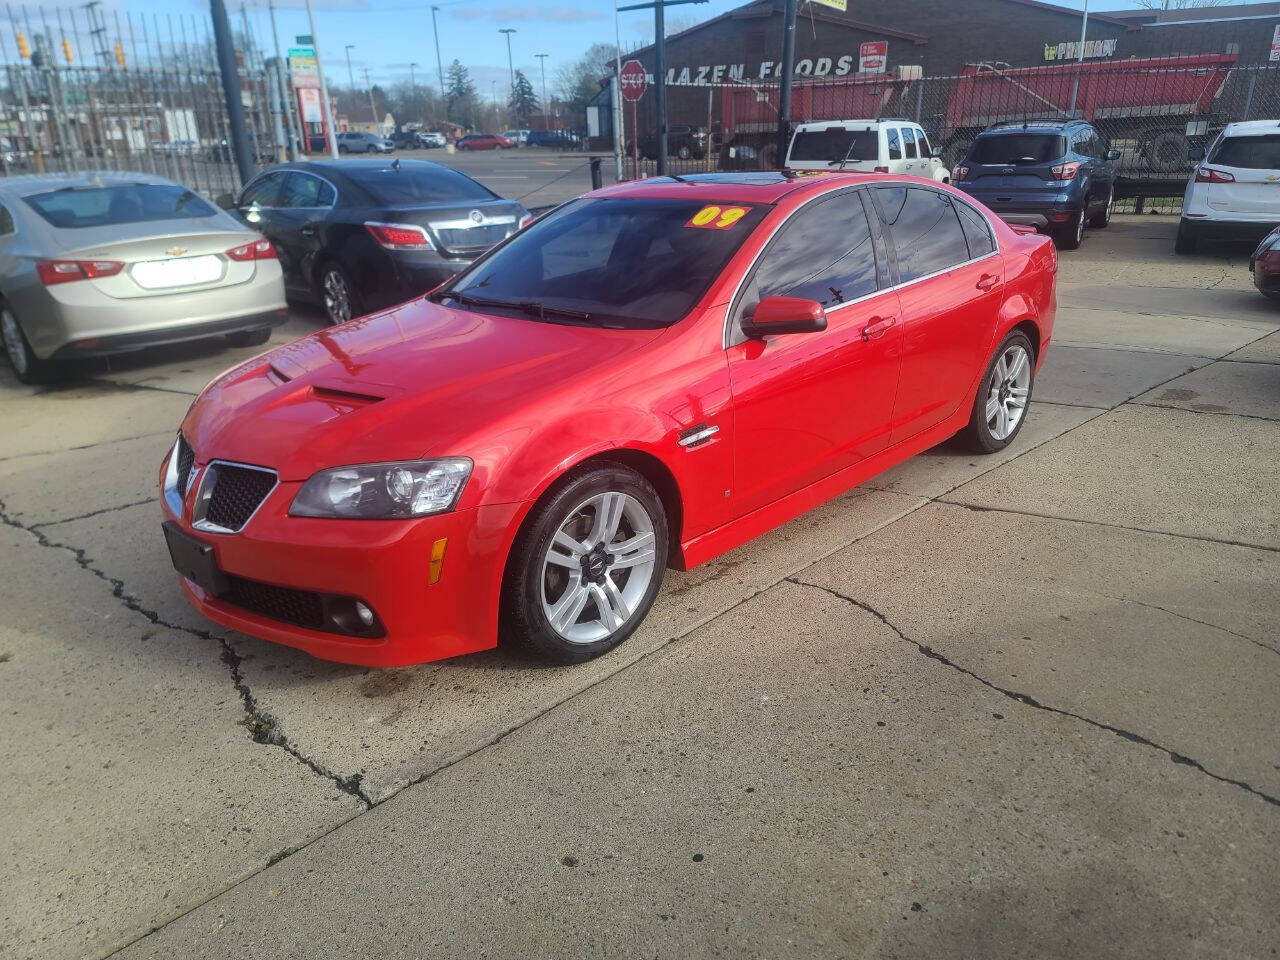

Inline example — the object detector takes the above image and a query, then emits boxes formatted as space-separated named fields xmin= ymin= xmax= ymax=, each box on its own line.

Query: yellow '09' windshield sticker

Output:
xmin=685 ymin=205 xmax=751 ymax=230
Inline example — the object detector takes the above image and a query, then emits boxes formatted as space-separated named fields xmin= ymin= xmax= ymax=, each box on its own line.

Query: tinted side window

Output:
xmin=875 ymin=187 xmax=969 ymax=281
xmin=280 ymin=173 xmax=334 ymax=208
xmin=749 ymin=191 xmax=879 ymax=309
xmin=0 ymin=204 xmax=13 ymax=235
xmin=887 ymin=127 xmax=902 ymax=161
xmin=955 ymin=201 xmax=995 ymax=259
xmin=902 ymin=127 xmax=918 ymax=159
xmin=241 ymin=172 xmax=284 ymax=207
xmin=917 ymin=130 xmax=932 ymax=158
xmin=1209 ymin=135 xmax=1280 ymax=169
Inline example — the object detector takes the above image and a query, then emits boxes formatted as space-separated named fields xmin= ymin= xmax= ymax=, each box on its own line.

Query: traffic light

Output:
xmin=114 ymin=41 xmax=126 ymax=69
xmin=16 ymin=32 xmax=29 ymax=60
xmin=62 ymin=36 xmax=73 ymax=64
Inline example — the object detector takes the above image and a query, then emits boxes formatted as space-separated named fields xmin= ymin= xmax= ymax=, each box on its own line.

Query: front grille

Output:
xmin=204 ymin=464 xmax=276 ymax=531
xmin=175 ymin=434 xmax=195 ymax=494
xmin=434 ymin=223 xmax=510 ymax=255
xmin=223 ymin=576 xmax=325 ymax=630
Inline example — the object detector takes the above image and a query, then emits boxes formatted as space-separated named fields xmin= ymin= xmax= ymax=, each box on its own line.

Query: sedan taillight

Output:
xmin=1050 ymin=161 xmax=1081 ymax=180
xmin=226 ymin=239 xmax=277 ymax=261
xmin=365 ymin=222 xmax=434 ymax=250
xmin=1194 ymin=167 xmax=1235 ymax=184
xmin=36 ymin=259 xmax=124 ymax=285
xmin=518 ymin=213 xmax=534 ymax=230
xmin=953 ymin=165 xmax=969 ymax=181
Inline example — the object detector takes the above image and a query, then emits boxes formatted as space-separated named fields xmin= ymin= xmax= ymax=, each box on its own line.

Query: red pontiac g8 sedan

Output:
xmin=159 ymin=172 xmax=1056 ymax=667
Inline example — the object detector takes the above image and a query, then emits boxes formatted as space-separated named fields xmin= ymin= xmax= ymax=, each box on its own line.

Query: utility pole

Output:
xmin=431 ymin=5 xmax=445 ymax=97
xmin=267 ymin=0 xmax=300 ymax=159
xmin=535 ymin=53 xmax=548 ymax=125
xmin=363 ymin=66 xmax=378 ymax=126
xmin=345 ymin=44 xmax=355 ymax=89
xmin=303 ymin=0 xmax=339 ymax=158
xmin=210 ymin=0 xmax=254 ymax=183
xmin=776 ymin=0 xmax=797 ymax=169
xmin=499 ymin=27 xmax=516 ymax=98
xmin=410 ymin=61 xmax=418 ymax=92
xmin=1068 ymin=0 xmax=1090 ymax=115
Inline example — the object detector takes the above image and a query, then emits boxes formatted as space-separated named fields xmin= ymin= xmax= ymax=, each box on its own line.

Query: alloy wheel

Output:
xmin=540 ymin=490 xmax=657 ymax=644
xmin=322 ymin=269 xmax=351 ymax=324
xmin=1075 ymin=210 xmax=1085 ymax=245
xmin=985 ymin=343 xmax=1031 ymax=441
xmin=1 ymin=308 xmax=28 ymax=376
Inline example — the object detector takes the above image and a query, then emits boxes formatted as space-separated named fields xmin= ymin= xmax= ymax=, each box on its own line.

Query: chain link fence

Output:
xmin=0 ymin=3 xmax=283 ymax=198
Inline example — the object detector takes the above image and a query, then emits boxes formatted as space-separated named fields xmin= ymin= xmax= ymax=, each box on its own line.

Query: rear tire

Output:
xmin=1054 ymin=210 xmax=1084 ymax=250
xmin=501 ymin=463 xmax=667 ymax=664
xmin=225 ymin=328 xmax=271 ymax=348
xmin=318 ymin=263 xmax=360 ymax=325
xmin=960 ymin=330 xmax=1035 ymax=454
xmin=1174 ymin=219 xmax=1199 ymax=255
xmin=1088 ymin=188 xmax=1114 ymax=228
xmin=1 ymin=305 xmax=58 ymax=385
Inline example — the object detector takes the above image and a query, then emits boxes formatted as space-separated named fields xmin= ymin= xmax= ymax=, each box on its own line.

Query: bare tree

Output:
xmin=1131 ymin=0 xmax=1228 ymax=9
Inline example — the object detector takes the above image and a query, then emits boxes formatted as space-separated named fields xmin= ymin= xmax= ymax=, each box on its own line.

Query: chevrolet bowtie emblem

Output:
xmin=166 ymin=246 xmax=188 ymax=256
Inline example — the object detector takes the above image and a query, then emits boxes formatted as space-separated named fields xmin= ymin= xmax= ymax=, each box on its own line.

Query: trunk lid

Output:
xmin=56 ymin=228 xmax=265 ymax=300
xmin=366 ymin=199 xmax=523 ymax=258
xmin=1204 ymin=134 xmax=1280 ymax=214
xmin=964 ymin=132 xmax=1067 ymax=199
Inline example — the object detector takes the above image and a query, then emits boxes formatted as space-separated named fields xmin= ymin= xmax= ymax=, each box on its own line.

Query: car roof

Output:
xmin=984 ymin=118 xmax=1085 ymax=134
xmin=275 ymin=157 xmax=445 ymax=175
xmin=0 ymin=170 xmax=183 ymax=199
xmin=1221 ymin=120 xmax=1280 ymax=137
xmin=591 ymin=170 xmax=875 ymax=204
xmin=794 ymin=118 xmax=916 ymax=130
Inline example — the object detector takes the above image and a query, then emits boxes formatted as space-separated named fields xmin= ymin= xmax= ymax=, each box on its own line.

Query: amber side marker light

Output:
xmin=429 ymin=538 xmax=448 ymax=584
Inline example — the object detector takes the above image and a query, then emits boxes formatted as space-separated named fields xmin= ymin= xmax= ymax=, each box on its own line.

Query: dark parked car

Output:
xmin=456 ymin=133 xmax=513 ymax=151
xmin=953 ymin=118 xmax=1119 ymax=250
xmin=220 ymin=158 xmax=531 ymax=324
xmin=526 ymin=130 xmax=577 ymax=149
xmin=337 ymin=131 xmax=393 ymax=154
xmin=390 ymin=131 xmax=421 ymax=150
xmin=636 ymin=124 xmax=716 ymax=161
xmin=1249 ymin=225 xmax=1280 ymax=301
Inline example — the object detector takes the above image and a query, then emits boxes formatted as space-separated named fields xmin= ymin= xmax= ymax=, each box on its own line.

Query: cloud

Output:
xmin=451 ymin=4 xmax=604 ymax=24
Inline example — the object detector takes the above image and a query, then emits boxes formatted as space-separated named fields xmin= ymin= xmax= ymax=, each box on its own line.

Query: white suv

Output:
xmin=1177 ymin=120 xmax=1280 ymax=254
xmin=785 ymin=119 xmax=949 ymax=180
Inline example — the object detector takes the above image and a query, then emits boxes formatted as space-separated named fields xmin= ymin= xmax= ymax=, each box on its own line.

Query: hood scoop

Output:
xmin=310 ymin=384 xmax=385 ymax=410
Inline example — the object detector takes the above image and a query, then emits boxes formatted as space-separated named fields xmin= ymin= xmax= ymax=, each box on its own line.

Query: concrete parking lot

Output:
xmin=1 ymin=216 xmax=1277 ymax=959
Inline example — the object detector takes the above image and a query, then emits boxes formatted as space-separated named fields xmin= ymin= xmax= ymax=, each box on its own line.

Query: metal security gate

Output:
xmin=1 ymin=3 xmax=283 ymax=198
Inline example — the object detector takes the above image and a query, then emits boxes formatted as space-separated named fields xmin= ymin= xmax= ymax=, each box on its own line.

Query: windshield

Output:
xmin=1210 ymin=135 xmax=1280 ymax=170
xmin=970 ymin=134 xmax=1066 ymax=165
xmin=790 ymin=128 xmax=878 ymax=164
xmin=23 ymin=184 xmax=216 ymax=229
xmin=438 ymin=197 xmax=770 ymax=329
xmin=344 ymin=165 xmax=494 ymax=204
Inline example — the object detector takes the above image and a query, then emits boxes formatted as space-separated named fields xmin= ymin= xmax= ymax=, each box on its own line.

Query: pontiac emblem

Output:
xmin=166 ymin=246 xmax=188 ymax=256
xmin=469 ymin=210 xmax=484 ymax=224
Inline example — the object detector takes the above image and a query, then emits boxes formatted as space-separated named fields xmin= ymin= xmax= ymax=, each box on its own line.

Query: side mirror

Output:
xmin=741 ymin=296 xmax=827 ymax=338
xmin=930 ymin=145 xmax=944 ymax=158
xmin=1188 ymin=145 xmax=1206 ymax=161
xmin=1107 ymin=149 xmax=1121 ymax=161
xmin=215 ymin=192 xmax=235 ymax=210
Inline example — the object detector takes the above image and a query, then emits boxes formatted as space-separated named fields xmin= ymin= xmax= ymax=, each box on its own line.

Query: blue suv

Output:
xmin=954 ymin=119 xmax=1119 ymax=250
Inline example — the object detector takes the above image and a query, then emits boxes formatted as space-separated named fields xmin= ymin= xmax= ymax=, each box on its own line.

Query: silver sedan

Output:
xmin=0 ymin=171 xmax=287 ymax=383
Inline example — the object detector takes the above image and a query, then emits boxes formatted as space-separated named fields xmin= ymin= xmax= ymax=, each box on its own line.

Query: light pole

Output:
xmin=344 ymin=44 xmax=355 ymax=89
xmin=535 ymin=52 xmax=548 ymax=127
xmin=1068 ymin=0 xmax=1090 ymax=115
xmin=431 ymin=5 xmax=445 ymax=97
xmin=363 ymin=66 xmax=378 ymax=126
xmin=498 ymin=27 xmax=516 ymax=97
xmin=409 ymin=61 xmax=418 ymax=92
xmin=302 ymin=0 xmax=339 ymax=159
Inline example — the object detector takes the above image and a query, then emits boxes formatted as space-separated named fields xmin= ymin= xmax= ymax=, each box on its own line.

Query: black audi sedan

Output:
xmin=219 ymin=159 xmax=531 ymax=324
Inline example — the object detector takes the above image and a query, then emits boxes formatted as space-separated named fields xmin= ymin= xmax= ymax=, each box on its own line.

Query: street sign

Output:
xmin=1271 ymin=25 xmax=1280 ymax=63
xmin=859 ymin=41 xmax=888 ymax=75
xmin=809 ymin=0 xmax=847 ymax=10
xmin=620 ymin=59 xmax=648 ymax=102
xmin=290 ymin=53 xmax=320 ymax=90
xmin=288 ymin=47 xmax=315 ymax=59
xmin=296 ymin=34 xmax=313 ymax=45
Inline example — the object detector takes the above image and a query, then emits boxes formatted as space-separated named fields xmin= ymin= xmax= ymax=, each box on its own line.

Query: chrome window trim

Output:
xmin=721 ymin=181 xmax=1004 ymax=348
xmin=191 ymin=459 xmax=279 ymax=535
xmin=280 ymin=171 xmax=339 ymax=210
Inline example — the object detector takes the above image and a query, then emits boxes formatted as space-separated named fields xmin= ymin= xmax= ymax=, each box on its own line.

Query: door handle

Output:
xmin=861 ymin=316 xmax=896 ymax=341
xmin=976 ymin=274 xmax=999 ymax=291
xmin=301 ymin=225 xmax=317 ymax=236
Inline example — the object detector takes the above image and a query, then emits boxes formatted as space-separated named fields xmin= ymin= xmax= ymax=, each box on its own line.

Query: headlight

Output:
xmin=289 ymin=458 xmax=472 ymax=519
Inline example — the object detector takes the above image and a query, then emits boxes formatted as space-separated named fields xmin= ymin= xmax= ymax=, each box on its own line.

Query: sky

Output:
xmin=64 ymin=0 xmax=1133 ymax=104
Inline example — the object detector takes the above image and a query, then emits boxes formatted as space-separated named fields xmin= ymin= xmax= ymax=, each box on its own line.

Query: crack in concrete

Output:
xmin=1096 ymin=592 xmax=1280 ymax=659
xmin=789 ymin=578 xmax=1280 ymax=810
xmin=28 ymin=497 xmax=157 ymax=531
xmin=1127 ymin=401 xmax=1280 ymax=424
xmin=0 ymin=429 xmax=175 ymax=465
xmin=0 ymin=496 xmax=373 ymax=809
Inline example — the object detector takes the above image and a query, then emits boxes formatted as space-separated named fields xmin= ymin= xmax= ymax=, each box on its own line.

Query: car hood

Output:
xmin=183 ymin=299 xmax=665 ymax=481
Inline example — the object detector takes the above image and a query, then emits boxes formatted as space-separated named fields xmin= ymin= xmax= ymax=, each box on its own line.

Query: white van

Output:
xmin=785 ymin=119 xmax=950 ymax=180
xmin=1177 ymin=120 xmax=1280 ymax=254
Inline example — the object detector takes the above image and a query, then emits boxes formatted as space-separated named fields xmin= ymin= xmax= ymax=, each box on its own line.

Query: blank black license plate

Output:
xmin=162 ymin=521 xmax=229 ymax=596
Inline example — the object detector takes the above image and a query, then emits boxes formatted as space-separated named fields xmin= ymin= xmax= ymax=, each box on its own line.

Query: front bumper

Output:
xmin=159 ymin=449 xmax=523 ymax=666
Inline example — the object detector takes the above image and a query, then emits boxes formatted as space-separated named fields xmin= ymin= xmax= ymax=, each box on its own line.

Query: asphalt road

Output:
xmin=387 ymin=145 xmax=602 ymax=209
xmin=1 ymin=218 xmax=1278 ymax=959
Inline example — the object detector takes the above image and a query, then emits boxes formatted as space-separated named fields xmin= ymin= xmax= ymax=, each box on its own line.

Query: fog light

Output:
xmin=355 ymin=601 xmax=375 ymax=627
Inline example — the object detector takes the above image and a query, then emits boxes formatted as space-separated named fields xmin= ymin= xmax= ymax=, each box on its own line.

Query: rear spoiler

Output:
xmin=1006 ymin=223 xmax=1039 ymax=236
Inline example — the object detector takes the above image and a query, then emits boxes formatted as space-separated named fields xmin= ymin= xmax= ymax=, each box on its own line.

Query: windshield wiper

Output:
xmin=437 ymin=291 xmax=592 ymax=323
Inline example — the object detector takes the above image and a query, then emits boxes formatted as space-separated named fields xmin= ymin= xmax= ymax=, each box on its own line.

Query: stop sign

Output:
xmin=619 ymin=59 xmax=647 ymax=102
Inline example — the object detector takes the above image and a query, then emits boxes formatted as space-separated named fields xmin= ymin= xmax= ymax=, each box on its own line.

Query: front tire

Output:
xmin=961 ymin=330 xmax=1035 ymax=454
xmin=2 ymin=306 xmax=57 ymax=384
xmin=502 ymin=463 xmax=668 ymax=664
